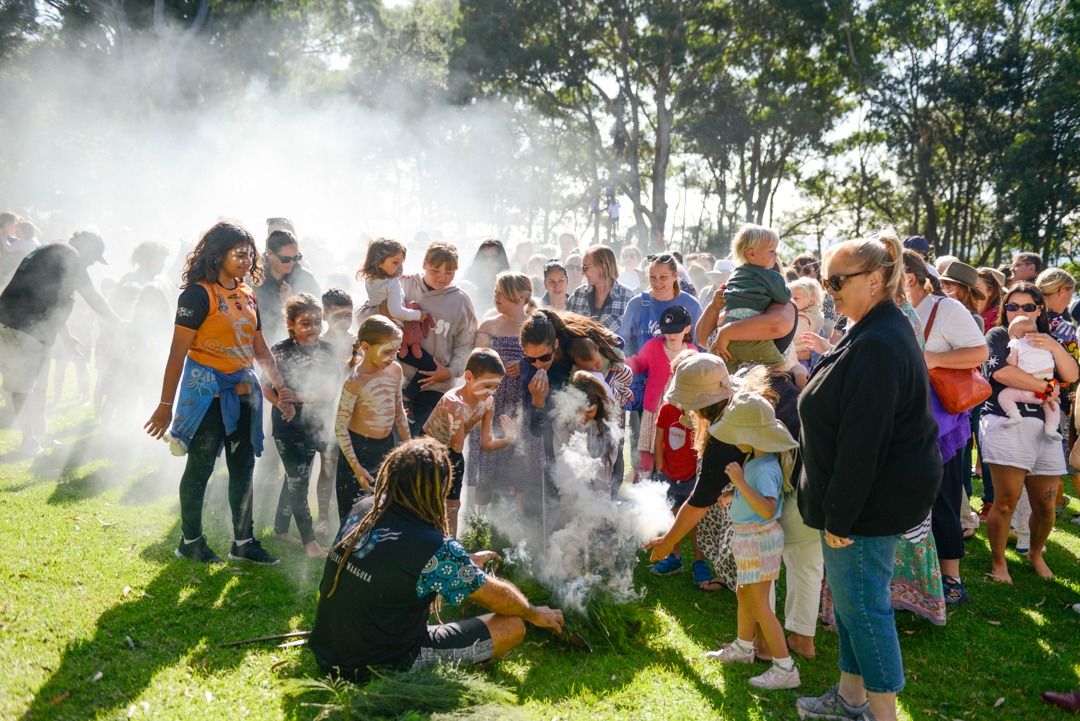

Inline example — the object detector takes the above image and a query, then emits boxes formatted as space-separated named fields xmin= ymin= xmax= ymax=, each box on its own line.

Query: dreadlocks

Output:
xmin=327 ymin=438 xmax=453 ymax=598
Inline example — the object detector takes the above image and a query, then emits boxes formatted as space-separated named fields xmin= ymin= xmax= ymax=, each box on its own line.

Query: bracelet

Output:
xmin=159 ymin=401 xmax=173 ymax=407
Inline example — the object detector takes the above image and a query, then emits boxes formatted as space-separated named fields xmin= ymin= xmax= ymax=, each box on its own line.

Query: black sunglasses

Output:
xmin=274 ymin=251 xmax=303 ymax=263
xmin=1004 ymin=302 xmax=1040 ymax=313
xmin=646 ymin=253 xmax=675 ymax=264
xmin=821 ymin=270 xmax=871 ymax=293
xmin=523 ymin=351 xmax=555 ymax=365
xmin=797 ymin=263 xmax=819 ymax=276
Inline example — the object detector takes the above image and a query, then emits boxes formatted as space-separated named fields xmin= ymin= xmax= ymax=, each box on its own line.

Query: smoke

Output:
xmin=472 ymin=386 xmax=673 ymax=614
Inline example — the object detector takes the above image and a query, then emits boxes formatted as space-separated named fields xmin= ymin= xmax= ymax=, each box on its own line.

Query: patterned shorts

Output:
xmin=410 ymin=617 xmax=494 ymax=670
xmin=732 ymin=521 xmax=784 ymax=586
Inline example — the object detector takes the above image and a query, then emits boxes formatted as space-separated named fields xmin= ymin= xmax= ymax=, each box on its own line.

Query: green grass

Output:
xmin=1 ymin=401 xmax=1079 ymax=720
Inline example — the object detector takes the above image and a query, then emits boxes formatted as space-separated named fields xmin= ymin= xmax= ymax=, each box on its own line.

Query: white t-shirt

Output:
xmin=1008 ymin=337 xmax=1055 ymax=375
xmin=915 ymin=295 xmax=985 ymax=353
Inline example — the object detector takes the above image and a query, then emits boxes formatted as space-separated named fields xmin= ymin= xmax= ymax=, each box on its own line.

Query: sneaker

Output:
xmin=650 ymin=553 xmax=683 ymax=576
xmin=174 ymin=536 xmax=223 ymax=564
xmin=942 ymin=576 xmax=968 ymax=605
xmin=228 ymin=539 xmax=279 ymax=565
xmin=705 ymin=642 xmax=756 ymax=664
xmin=750 ymin=662 xmax=800 ymax=690
xmin=796 ymin=687 xmax=874 ymax=720
xmin=1071 ymin=603 xmax=1080 ymax=615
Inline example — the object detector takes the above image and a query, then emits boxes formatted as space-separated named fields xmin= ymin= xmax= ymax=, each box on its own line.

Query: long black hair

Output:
xmin=181 ymin=221 xmax=261 ymax=288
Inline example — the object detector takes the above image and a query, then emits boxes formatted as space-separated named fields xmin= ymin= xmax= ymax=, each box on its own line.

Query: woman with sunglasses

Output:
xmin=904 ymin=254 xmax=988 ymax=604
xmin=981 ymin=282 xmax=1078 ymax=584
xmin=797 ymin=229 xmax=940 ymax=721
xmin=565 ymin=245 xmax=634 ymax=333
xmin=253 ymin=229 xmax=321 ymax=345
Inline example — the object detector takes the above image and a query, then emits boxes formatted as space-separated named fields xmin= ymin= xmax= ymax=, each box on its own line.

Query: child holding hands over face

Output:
xmin=705 ymin=391 xmax=801 ymax=691
xmin=425 ymin=348 xmax=518 ymax=536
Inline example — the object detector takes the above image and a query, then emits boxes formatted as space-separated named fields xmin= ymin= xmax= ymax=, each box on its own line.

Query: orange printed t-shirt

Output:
xmin=174 ymin=280 xmax=261 ymax=374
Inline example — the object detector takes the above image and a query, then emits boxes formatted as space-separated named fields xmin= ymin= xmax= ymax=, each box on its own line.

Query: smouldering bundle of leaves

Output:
xmin=461 ymin=513 xmax=644 ymax=653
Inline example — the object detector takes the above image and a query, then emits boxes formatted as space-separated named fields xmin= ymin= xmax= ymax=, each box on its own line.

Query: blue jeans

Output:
xmin=822 ymin=533 xmax=905 ymax=694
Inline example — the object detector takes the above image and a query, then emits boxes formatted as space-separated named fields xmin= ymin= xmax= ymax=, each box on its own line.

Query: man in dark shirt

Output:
xmin=0 ymin=231 xmax=119 ymax=454
xmin=253 ymin=229 xmax=320 ymax=345
xmin=309 ymin=438 xmax=564 ymax=681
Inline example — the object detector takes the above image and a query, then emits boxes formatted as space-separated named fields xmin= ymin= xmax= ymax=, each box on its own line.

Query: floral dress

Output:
xmin=466 ymin=335 xmax=543 ymax=503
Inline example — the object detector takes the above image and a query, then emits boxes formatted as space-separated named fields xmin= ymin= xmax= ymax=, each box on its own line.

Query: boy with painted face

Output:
xmin=424 ymin=348 xmax=518 ymax=536
xmin=334 ymin=315 xmax=412 ymax=525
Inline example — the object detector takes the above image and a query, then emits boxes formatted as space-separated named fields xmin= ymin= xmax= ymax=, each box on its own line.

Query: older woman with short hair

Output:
xmin=564 ymin=245 xmax=634 ymax=333
xmin=796 ymin=229 xmax=941 ymax=721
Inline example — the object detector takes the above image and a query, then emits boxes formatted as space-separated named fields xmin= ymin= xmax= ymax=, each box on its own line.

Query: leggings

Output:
xmin=178 ymin=396 xmax=256 ymax=542
xmin=335 ymin=430 xmax=394 ymax=524
xmin=273 ymin=434 xmax=320 ymax=544
xmin=931 ymin=449 xmax=967 ymax=562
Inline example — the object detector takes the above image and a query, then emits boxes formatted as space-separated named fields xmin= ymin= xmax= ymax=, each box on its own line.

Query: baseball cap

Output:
xmin=659 ymin=305 xmax=692 ymax=334
xmin=69 ymin=230 xmax=107 ymax=265
xmin=903 ymin=235 xmax=930 ymax=255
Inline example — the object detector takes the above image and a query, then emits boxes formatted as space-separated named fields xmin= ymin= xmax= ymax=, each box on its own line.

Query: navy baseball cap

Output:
xmin=659 ymin=305 xmax=692 ymax=334
xmin=903 ymin=235 xmax=930 ymax=255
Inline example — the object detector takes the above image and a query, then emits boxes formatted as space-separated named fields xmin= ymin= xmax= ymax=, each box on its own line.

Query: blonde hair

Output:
xmin=583 ymin=245 xmax=619 ymax=282
xmin=1036 ymin=267 xmax=1076 ymax=297
xmin=495 ymin=271 xmax=533 ymax=304
xmin=825 ymin=227 xmax=904 ymax=300
xmin=732 ymin=224 xmax=780 ymax=265
xmin=788 ymin=277 xmax=823 ymax=308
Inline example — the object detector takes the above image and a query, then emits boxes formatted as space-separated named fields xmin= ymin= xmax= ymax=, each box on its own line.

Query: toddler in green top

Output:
xmin=719 ymin=224 xmax=791 ymax=369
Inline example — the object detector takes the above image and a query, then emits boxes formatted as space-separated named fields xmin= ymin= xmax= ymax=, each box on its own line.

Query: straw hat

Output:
xmin=940 ymin=261 xmax=985 ymax=301
xmin=708 ymin=391 xmax=798 ymax=453
xmin=663 ymin=353 xmax=734 ymax=410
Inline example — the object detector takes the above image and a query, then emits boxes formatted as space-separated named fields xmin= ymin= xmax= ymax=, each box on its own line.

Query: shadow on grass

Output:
xmin=21 ymin=524 xmax=317 ymax=721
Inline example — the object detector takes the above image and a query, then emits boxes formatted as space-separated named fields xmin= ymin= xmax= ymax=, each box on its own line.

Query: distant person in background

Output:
xmin=0 ymin=212 xmax=38 ymax=288
xmin=119 ymin=241 xmax=170 ymax=290
xmin=464 ymin=239 xmax=510 ymax=317
xmin=541 ymin=260 xmax=569 ymax=311
xmin=902 ymin=235 xmax=931 ymax=260
xmin=512 ymin=240 xmax=533 ymax=274
xmin=1010 ymin=252 xmax=1042 ymax=283
xmin=977 ymin=267 xmax=1006 ymax=330
xmin=564 ymin=251 xmax=585 ymax=293
xmin=0 ymin=230 xmax=119 ymax=455
xmin=619 ymin=244 xmax=643 ymax=292
xmin=699 ymin=258 xmax=733 ymax=307
xmin=255 ymin=229 xmax=321 ymax=345
xmin=558 ymin=232 xmax=578 ymax=260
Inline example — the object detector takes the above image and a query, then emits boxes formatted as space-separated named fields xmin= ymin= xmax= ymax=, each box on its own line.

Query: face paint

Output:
xmin=368 ymin=340 xmax=401 ymax=366
xmin=472 ymin=377 xmax=501 ymax=399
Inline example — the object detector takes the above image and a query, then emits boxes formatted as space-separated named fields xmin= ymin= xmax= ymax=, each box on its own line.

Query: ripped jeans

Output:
xmin=273 ymin=434 xmax=320 ymax=545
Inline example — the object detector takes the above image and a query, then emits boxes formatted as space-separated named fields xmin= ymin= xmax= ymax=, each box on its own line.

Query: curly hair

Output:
xmin=181 ymin=221 xmax=261 ymax=288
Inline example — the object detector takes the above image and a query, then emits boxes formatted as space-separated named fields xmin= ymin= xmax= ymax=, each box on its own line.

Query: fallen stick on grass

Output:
xmin=220 ymin=630 xmax=311 ymax=647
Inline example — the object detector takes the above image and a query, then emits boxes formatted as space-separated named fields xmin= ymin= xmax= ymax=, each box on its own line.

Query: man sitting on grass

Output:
xmin=309 ymin=438 xmax=564 ymax=681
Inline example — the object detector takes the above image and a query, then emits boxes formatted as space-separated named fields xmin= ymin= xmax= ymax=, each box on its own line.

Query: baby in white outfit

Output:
xmin=1000 ymin=316 xmax=1061 ymax=440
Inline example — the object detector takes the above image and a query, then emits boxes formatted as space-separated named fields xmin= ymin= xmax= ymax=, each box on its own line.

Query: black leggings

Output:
xmin=932 ymin=449 xmax=967 ymax=562
xmin=335 ymin=430 xmax=394 ymax=524
xmin=273 ymin=434 xmax=320 ymax=544
xmin=178 ymin=396 xmax=256 ymax=542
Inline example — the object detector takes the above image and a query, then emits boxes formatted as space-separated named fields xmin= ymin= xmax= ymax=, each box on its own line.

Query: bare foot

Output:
xmin=304 ymin=540 xmax=328 ymax=559
xmin=1026 ymin=551 xmax=1054 ymax=580
xmin=786 ymin=633 xmax=816 ymax=660
xmin=987 ymin=562 xmax=1013 ymax=584
xmin=276 ymin=532 xmax=303 ymax=546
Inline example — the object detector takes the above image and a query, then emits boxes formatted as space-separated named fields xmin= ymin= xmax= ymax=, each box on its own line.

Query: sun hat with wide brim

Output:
xmin=663 ymin=353 xmax=734 ymax=410
xmin=940 ymin=260 xmax=985 ymax=301
xmin=705 ymin=257 xmax=735 ymax=285
xmin=708 ymin=391 xmax=798 ymax=453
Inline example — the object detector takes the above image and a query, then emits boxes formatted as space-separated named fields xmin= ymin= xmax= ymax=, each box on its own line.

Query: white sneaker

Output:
xmin=705 ymin=643 xmax=755 ymax=664
xmin=750 ymin=662 xmax=801 ymax=690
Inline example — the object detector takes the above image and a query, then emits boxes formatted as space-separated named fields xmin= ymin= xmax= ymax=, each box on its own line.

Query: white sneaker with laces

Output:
xmin=705 ymin=643 xmax=755 ymax=664
xmin=750 ymin=663 xmax=801 ymax=690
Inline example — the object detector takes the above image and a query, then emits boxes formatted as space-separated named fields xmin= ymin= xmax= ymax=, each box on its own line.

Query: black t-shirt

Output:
xmin=253 ymin=266 xmax=321 ymax=344
xmin=981 ymin=325 xmax=1060 ymax=420
xmin=0 ymin=244 xmax=91 ymax=343
xmin=308 ymin=499 xmax=486 ymax=679
xmin=174 ymin=283 xmax=262 ymax=331
xmin=688 ymin=436 xmax=744 ymax=508
xmin=269 ymin=337 xmax=340 ymax=442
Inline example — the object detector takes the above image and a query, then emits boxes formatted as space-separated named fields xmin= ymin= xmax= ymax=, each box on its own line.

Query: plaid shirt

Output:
xmin=565 ymin=282 xmax=634 ymax=334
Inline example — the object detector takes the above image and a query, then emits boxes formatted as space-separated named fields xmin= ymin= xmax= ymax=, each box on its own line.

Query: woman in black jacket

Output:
xmin=795 ymin=229 xmax=941 ymax=721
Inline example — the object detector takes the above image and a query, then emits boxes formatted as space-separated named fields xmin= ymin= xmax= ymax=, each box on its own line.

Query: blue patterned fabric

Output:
xmin=168 ymin=356 xmax=264 ymax=456
xmin=416 ymin=539 xmax=486 ymax=606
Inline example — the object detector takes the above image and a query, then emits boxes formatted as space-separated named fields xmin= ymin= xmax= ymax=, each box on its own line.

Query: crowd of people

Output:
xmin=1 ymin=210 xmax=1078 ymax=716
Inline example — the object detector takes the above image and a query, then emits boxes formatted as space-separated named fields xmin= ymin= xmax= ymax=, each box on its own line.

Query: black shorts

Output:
xmin=658 ymin=470 xmax=694 ymax=508
xmin=409 ymin=617 xmax=493 ymax=670
xmin=448 ymin=449 xmax=465 ymax=501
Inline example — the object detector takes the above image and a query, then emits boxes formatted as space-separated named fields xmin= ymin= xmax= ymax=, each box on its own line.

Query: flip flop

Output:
xmin=698 ymin=578 xmax=726 ymax=592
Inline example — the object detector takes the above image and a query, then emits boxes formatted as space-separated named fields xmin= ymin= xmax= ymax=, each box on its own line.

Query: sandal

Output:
xmin=962 ymin=528 xmax=976 ymax=540
xmin=698 ymin=578 xmax=726 ymax=592
xmin=692 ymin=560 xmax=712 ymax=585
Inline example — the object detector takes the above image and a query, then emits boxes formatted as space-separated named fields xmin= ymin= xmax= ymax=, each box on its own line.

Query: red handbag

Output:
xmin=923 ymin=299 xmax=992 ymax=414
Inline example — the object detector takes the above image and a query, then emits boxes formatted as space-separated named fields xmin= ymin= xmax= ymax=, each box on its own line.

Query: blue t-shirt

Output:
xmin=729 ymin=454 xmax=783 ymax=524
xmin=618 ymin=291 xmax=703 ymax=355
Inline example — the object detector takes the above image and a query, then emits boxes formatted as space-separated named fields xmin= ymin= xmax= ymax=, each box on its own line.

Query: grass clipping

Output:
xmin=285 ymin=664 xmax=518 ymax=720
xmin=460 ymin=513 xmax=644 ymax=653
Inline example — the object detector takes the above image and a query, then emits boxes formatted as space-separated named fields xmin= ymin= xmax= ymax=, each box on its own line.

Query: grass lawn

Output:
xmin=1 ymin=401 xmax=1079 ymax=721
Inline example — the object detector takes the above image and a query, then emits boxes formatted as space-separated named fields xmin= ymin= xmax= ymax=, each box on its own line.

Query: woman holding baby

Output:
xmin=981 ymin=282 xmax=1078 ymax=583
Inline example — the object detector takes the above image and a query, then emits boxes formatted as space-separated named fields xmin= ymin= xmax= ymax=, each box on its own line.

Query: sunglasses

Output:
xmin=797 ymin=263 xmax=819 ymax=276
xmin=646 ymin=253 xmax=675 ymax=264
xmin=821 ymin=270 xmax=871 ymax=293
xmin=523 ymin=351 xmax=555 ymax=365
xmin=1004 ymin=302 xmax=1040 ymax=312
xmin=274 ymin=251 xmax=303 ymax=263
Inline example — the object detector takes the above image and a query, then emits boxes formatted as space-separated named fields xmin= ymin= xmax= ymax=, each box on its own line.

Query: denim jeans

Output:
xmin=273 ymin=435 xmax=319 ymax=544
xmin=821 ymin=533 xmax=905 ymax=694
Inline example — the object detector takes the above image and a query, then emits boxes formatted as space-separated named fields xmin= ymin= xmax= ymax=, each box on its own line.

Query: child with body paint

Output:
xmin=334 ymin=315 xmax=411 ymax=525
xmin=424 ymin=347 xmax=518 ymax=536
xmin=266 ymin=293 xmax=340 ymax=558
